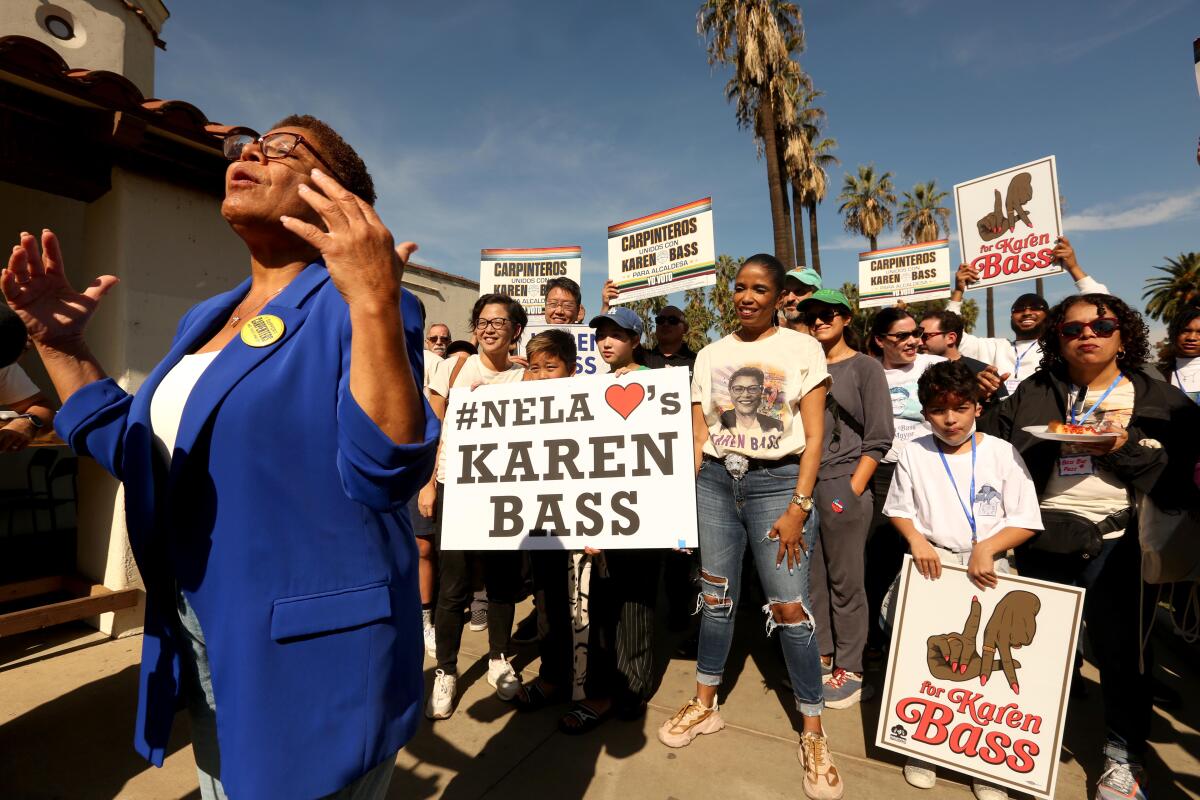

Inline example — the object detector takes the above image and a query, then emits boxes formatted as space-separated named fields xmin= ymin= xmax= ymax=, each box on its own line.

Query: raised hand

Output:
xmin=600 ymin=279 xmax=619 ymax=314
xmin=3 ymin=230 xmax=118 ymax=353
xmin=977 ymin=590 xmax=1040 ymax=693
xmin=955 ymin=263 xmax=980 ymax=292
xmin=977 ymin=190 xmax=1008 ymax=241
xmin=1004 ymin=172 xmax=1034 ymax=230
xmin=280 ymin=169 xmax=416 ymax=310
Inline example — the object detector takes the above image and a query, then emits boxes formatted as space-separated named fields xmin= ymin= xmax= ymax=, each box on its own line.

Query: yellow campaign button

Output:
xmin=240 ymin=314 xmax=285 ymax=347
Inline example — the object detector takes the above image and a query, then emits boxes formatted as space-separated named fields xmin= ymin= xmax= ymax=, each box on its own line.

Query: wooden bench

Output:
xmin=0 ymin=575 xmax=139 ymax=637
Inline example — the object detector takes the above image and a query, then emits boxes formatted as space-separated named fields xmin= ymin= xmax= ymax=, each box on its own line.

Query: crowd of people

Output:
xmin=3 ymin=113 xmax=1197 ymax=800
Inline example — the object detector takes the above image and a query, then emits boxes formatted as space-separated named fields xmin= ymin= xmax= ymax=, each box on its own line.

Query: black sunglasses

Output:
xmin=655 ymin=315 xmax=684 ymax=325
xmin=1058 ymin=317 xmax=1119 ymax=340
xmin=883 ymin=330 xmax=920 ymax=342
xmin=801 ymin=308 xmax=841 ymax=325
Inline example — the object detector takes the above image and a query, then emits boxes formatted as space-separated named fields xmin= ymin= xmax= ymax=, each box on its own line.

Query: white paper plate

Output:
xmin=1022 ymin=424 xmax=1118 ymax=443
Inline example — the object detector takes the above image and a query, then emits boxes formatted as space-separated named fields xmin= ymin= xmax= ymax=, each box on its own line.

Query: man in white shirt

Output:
xmin=946 ymin=236 xmax=1108 ymax=394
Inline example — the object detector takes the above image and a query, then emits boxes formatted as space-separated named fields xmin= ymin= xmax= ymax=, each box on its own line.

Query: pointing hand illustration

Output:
xmin=925 ymin=593 xmax=1036 ymax=687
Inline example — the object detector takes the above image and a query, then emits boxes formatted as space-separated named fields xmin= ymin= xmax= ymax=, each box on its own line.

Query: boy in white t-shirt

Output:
xmin=882 ymin=360 xmax=1042 ymax=799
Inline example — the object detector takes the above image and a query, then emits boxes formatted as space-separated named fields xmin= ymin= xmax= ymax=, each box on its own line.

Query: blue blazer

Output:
xmin=55 ymin=262 xmax=439 ymax=799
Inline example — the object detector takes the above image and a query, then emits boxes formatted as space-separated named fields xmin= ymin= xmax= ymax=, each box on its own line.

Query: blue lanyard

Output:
xmin=937 ymin=435 xmax=977 ymax=545
xmin=1012 ymin=341 xmax=1037 ymax=379
xmin=1069 ymin=374 xmax=1123 ymax=425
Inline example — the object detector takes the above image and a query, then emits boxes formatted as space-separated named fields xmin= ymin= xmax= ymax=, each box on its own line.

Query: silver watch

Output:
xmin=790 ymin=493 xmax=814 ymax=512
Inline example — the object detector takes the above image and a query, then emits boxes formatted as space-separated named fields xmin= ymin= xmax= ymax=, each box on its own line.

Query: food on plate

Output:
xmin=1047 ymin=420 xmax=1097 ymax=435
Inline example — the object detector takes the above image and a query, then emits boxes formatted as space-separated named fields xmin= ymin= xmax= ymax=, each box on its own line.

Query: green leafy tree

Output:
xmin=683 ymin=287 xmax=716 ymax=351
xmin=898 ymin=180 xmax=951 ymax=244
xmin=838 ymin=164 xmax=896 ymax=251
xmin=800 ymin=128 xmax=838 ymax=274
xmin=1143 ymin=252 xmax=1200 ymax=323
xmin=710 ymin=254 xmax=743 ymax=336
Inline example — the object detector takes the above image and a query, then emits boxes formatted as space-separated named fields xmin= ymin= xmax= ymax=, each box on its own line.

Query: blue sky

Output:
xmin=156 ymin=0 xmax=1199 ymax=337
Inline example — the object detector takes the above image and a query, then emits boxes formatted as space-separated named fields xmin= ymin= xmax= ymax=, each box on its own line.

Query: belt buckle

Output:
xmin=723 ymin=453 xmax=749 ymax=480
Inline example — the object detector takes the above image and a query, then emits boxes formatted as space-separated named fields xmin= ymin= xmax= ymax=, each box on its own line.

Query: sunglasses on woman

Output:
xmin=882 ymin=330 xmax=920 ymax=342
xmin=1057 ymin=317 xmax=1119 ymax=340
xmin=801 ymin=308 xmax=841 ymax=325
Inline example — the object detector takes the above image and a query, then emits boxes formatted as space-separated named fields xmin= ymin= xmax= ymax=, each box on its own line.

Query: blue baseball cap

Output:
xmin=588 ymin=306 xmax=644 ymax=336
xmin=785 ymin=267 xmax=823 ymax=291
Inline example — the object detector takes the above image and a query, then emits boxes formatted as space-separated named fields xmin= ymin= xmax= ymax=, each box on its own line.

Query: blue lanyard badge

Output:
xmin=1069 ymin=374 xmax=1123 ymax=425
xmin=937 ymin=436 xmax=977 ymax=545
xmin=1012 ymin=341 xmax=1037 ymax=380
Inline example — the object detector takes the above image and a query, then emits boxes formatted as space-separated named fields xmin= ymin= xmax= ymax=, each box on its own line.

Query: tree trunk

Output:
xmin=807 ymin=199 xmax=822 ymax=275
xmin=986 ymin=287 xmax=995 ymax=337
xmin=759 ymin=98 xmax=794 ymax=268
xmin=869 ymin=234 xmax=878 ymax=252
xmin=791 ymin=181 xmax=806 ymax=268
xmin=1035 ymin=277 xmax=1044 ymax=297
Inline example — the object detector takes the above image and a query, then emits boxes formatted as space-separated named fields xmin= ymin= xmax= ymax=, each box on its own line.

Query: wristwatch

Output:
xmin=790 ymin=493 xmax=814 ymax=512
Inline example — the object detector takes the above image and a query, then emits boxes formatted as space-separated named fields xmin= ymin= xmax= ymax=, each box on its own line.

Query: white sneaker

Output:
xmin=972 ymin=778 xmax=1009 ymax=800
xmin=425 ymin=669 xmax=456 ymax=720
xmin=423 ymin=624 xmax=437 ymax=660
xmin=488 ymin=654 xmax=521 ymax=700
xmin=903 ymin=757 xmax=937 ymax=789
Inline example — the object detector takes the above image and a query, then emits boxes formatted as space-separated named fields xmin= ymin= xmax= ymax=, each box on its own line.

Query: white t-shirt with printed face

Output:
xmin=428 ymin=353 xmax=525 ymax=482
xmin=881 ymin=353 xmax=945 ymax=462
xmin=691 ymin=328 xmax=830 ymax=460
xmin=883 ymin=432 xmax=1043 ymax=552
xmin=1170 ymin=356 xmax=1200 ymax=404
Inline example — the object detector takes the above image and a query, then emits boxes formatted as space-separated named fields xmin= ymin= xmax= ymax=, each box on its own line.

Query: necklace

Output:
xmin=228 ymin=288 xmax=284 ymax=328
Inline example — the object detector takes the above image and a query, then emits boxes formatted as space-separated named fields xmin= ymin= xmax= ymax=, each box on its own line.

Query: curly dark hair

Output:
xmin=271 ymin=114 xmax=376 ymax=205
xmin=1038 ymin=293 xmax=1150 ymax=375
xmin=918 ymin=360 xmax=981 ymax=408
xmin=728 ymin=365 xmax=766 ymax=388
xmin=1159 ymin=305 xmax=1200 ymax=375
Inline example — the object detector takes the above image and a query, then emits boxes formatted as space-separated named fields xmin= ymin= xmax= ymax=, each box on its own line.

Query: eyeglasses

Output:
xmin=1058 ymin=317 xmax=1119 ymax=340
xmin=427 ymin=335 xmax=450 ymax=344
xmin=655 ymin=315 xmax=684 ymax=325
xmin=882 ymin=331 xmax=920 ymax=342
xmin=223 ymin=132 xmax=345 ymax=185
xmin=1012 ymin=305 xmax=1047 ymax=314
xmin=730 ymin=384 xmax=764 ymax=397
xmin=801 ymin=308 xmax=840 ymax=325
xmin=474 ymin=318 xmax=512 ymax=332
xmin=545 ymin=301 xmax=579 ymax=312
xmin=919 ymin=330 xmax=949 ymax=342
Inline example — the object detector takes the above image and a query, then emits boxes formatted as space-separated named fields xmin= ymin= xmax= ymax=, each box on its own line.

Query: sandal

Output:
xmin=558 ymin=701 xmax=613 ymax=735
xmin=512 ymin=679 xmax=568 ymax=712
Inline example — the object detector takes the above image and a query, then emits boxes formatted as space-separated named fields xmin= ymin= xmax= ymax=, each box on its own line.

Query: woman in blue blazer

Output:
xmin=3 ymin=116 xmax=438 ymax=799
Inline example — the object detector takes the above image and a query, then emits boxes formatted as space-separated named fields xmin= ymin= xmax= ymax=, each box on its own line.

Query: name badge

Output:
xmin=1057 ymin=455 xmax=1094 ymax=477
xmin=1004 ymin=378 xmax=1021 ymax=394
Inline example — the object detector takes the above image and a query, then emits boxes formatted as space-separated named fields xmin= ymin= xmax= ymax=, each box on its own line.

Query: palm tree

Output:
xmin=1143 ymin=252 xmax=1200 ymax=323
xmin=683 ymin=287 xmax=716 ymax=351
xmin=801 ymin=132 xmax=837 ymax=274
xmin=699 ymin=0 xmax=803 ymax=267
xmin=837 ymin=164 xmax=896 ymax=252
xmin=781 ymin=81 xmax=826 ymax=269
xmin=898 ymin=180 xmax=951 ymax=245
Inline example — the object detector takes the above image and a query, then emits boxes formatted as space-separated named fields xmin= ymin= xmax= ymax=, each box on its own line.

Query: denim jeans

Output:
xmin=175 ymin=590 xmax=395 ymax=800
xmin=694 ymin=459 xmax=824 ymax=717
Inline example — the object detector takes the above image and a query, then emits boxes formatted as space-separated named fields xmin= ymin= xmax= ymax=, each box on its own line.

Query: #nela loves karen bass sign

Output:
xmin=440 ymin=369 xmax=698 ymax=550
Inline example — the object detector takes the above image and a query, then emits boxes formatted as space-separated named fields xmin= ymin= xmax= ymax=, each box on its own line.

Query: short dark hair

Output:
xmin=526 ymin=329 xmax=577 ymax=367
xmin=471 ymin=293 xmax=528 ymax=337
xmin=1039 ymin=294 xmax=1150 ymax=375
xmin=918 ymin=360 xmax=981 ymax=407
xmin=0 ymin=305 xmax=27 ymax=368
xmin=1161 ymin=305 xmax=1200 ymax=374
xmin=445 ymin=340 xmax=477 ymax=358
xmin=271 ymin=114 xmax=376 ymax=205
xmin=728 ymin=365 xmax=766 ymax=388
xmin=738 ymin=254 xmax=787 ymax=293
xmin=869 ymin=307 xmax=916 ymax=356
xmin=544 ymin=277 xmax=581 ymax=306
xmin=922 ymin=309 xmax=964 ymax=346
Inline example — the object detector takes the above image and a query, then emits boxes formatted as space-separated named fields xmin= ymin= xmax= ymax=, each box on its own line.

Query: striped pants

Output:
xmin=591 ymin=549 xmax=661 ymax=704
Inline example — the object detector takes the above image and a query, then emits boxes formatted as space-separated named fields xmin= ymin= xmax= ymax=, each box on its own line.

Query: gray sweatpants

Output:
xmin=810 ymin=472 xmax=873 ymax=674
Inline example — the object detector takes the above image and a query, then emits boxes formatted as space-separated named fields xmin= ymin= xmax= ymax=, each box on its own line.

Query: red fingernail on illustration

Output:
xmin=980 ymin=673 xmax=988 ymax=686
xmin=1011 ymin=683 xmax=1020 ymax=695
xmin=951 ymin=662 xmax=958 ymax=671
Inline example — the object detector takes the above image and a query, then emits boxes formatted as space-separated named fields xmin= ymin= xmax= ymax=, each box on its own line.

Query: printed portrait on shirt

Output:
xmin=890 ymin=382 xmax=924 ymax=422
xmin=974 ymin=484 xmax=1003 ymax=517
xmin=711 ymin=364 xmax=788 ymax=453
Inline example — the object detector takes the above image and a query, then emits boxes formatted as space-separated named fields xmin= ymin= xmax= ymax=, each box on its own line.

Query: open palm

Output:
xmin=3 ymin=231 xmax=118 ymax=350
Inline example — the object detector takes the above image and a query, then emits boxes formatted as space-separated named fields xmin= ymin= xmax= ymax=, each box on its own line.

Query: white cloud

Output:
xmin=1064 ymin=188 xmax=1200 ymax=232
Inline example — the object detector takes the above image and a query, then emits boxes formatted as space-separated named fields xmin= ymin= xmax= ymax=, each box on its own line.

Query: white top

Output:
xmin=422 ymin=349 xmax=444 ymax=397
xmin=0 ymin=363 xmax=40 ymax=406
xmin=428 ymin=353 xmax=525 ymax=482
xmin=883 ymin=432 xmax=1043 ymax=552
xmin=691 ymin=328 xmax=830 ymax=459
xmin=881 ymin=353 xmax=945 ymax=462
xmin=1170 ymin=356 xmax=1200 ymax=404
xmin=150 ymin=352 xmax=220 ymax=465
xmin=948 ymin=275 xmax=1109 ymax=384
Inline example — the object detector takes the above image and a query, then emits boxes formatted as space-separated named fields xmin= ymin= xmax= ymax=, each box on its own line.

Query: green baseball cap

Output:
xmin=785 ymin=267 xmax=823 ymax=291
xmin=796 ymin=288 xmax=853 ymax=313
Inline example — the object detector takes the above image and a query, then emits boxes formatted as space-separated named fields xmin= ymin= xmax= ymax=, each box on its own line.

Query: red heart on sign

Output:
xmin=605 ymin=383 xmax=645 ymax=420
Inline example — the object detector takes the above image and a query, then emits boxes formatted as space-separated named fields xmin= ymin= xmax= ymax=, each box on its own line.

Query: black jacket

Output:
xmin=979 ymin=367 xmax=1200 ymax=510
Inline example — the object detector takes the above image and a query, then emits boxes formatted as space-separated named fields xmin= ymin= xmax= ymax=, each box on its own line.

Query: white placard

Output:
xmin=607 ymin=198 xmax=715 ymax=304
xmin=519 ymin=324 xmax=609 ymax=377
xmin=440 ymin=369 xmax=698 ymax=550
xmin=876 ymin=556 xmax=1084 ymax=800
xmin=953 ymin=157 xmax=1064 ymax=290
xmin=479 ymin=247 xmax=582 ymax=318
xmin=857 ymin=240 xmax=952 ymax=309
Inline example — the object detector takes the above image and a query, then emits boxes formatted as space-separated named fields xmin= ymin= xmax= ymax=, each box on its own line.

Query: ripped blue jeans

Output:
xmin=694 ymin=459 xmax=824 ymax=717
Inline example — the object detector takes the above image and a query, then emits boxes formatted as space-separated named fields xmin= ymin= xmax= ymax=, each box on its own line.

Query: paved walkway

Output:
xmin=2 ymin=600 xmax=1198 ymax=799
